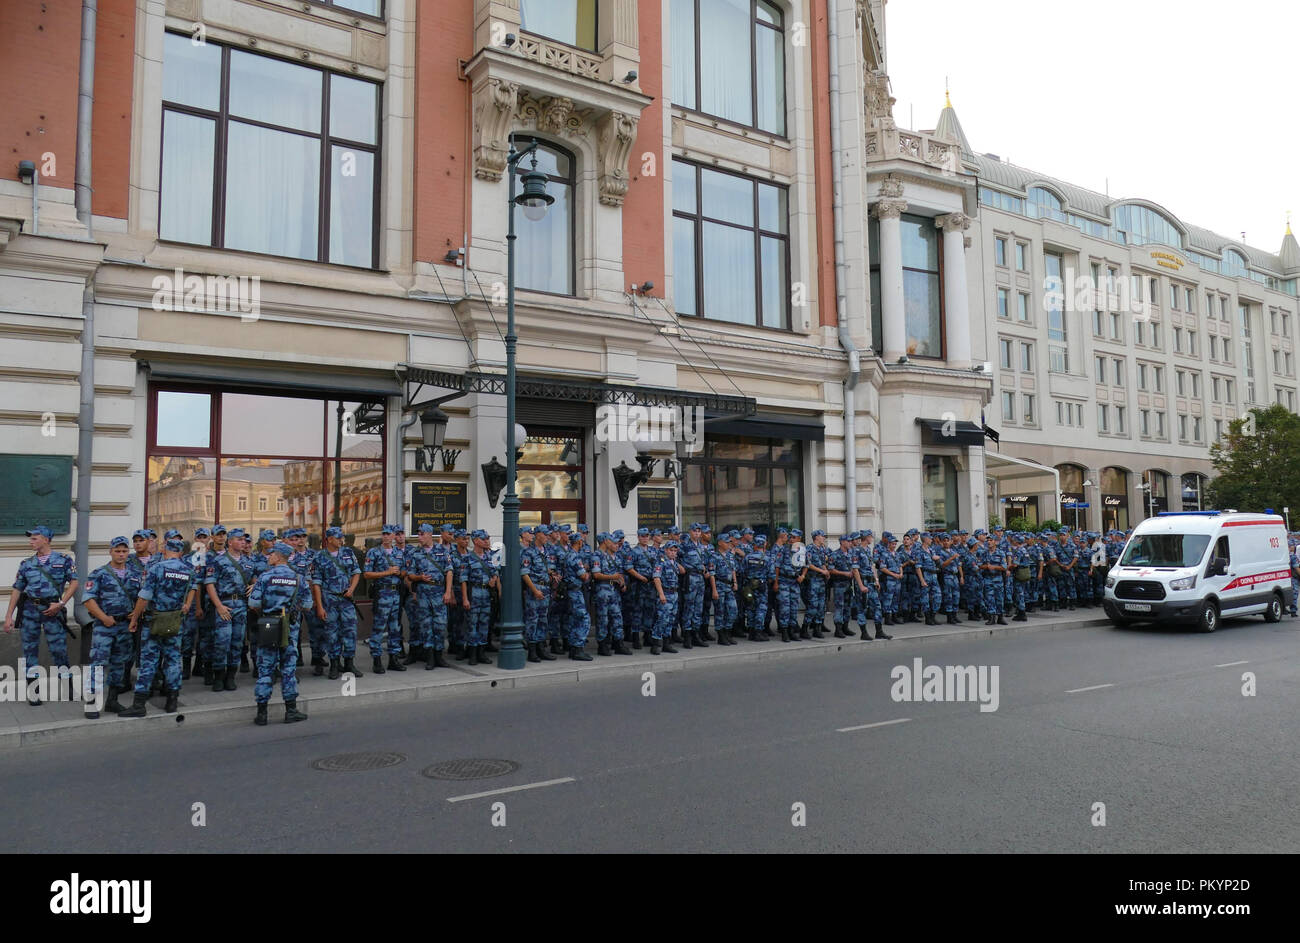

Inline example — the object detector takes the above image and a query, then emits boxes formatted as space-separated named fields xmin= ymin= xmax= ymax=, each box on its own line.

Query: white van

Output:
xmin=1102 ymin=511 xmax=1292 ymax=632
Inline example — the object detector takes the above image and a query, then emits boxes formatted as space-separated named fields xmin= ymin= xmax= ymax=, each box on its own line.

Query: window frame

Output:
xmin=511 ymin=135 xmax=578 ymax=297
xmin=519 ymin=0 xmax=600 ymax=53
xmin=158 ymin=32 xmax=383 ymax=269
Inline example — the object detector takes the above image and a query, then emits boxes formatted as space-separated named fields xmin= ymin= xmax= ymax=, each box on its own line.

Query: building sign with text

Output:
xmin=0 ymin=454 xmax=73 ymax=535
xmin=637 ymin=486 xmax=676 ymax=531
xmin=410 ymin=481 xmax=468 ymax=532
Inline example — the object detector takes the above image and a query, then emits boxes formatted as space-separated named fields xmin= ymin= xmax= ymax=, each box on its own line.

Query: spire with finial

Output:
xmin=934 ymin=79 xmax=975 ymax=169
xmin=1279 ymin=210 xmax=1300 ymax=273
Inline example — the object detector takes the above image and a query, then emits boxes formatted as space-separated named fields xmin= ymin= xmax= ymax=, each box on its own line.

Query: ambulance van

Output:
xmin=1102 ymin=511 xmax=1292 ymax=632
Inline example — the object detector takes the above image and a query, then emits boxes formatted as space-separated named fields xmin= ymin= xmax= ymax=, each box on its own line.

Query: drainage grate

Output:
xmin=421 ymin=758 xmax=520 ymax=781
xmin=310 ymin=751 xmax=407 ymax=772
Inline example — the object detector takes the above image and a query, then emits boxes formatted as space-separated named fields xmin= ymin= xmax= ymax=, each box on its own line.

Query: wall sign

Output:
xmin=0 ymin=454 xmax=73 ymax=535
xmin=637 ymin=486 xmax=676 ymax=531
xmin=410 ymin=481 xmax=468 ymax=532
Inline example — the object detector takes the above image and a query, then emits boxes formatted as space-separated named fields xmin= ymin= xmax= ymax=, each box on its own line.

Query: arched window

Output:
xmin=519 ymin=0 xmax=597 ymax=51
xmin=1141 ymin=469 xmax=1169 ymax=516
xmin=1223 ymin=249 xmax=1249 ymax=278
xmin=671 ymin=0 xmax=786 ymax=135
xmin=1100 ymin=466 xmax=1130 ymax=530
xmin=511 ymin=137 xmax=574 ymax=295
xmin=1027 ymin=187 xmax=1065 ymax=222
xmin=1112 ymin=204 xmax=1182 ymax=249
xmin=1180 ymin=472 xmax=1205 ymax=510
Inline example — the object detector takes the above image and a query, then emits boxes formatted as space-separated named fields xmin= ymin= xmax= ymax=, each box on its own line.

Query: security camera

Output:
xmin=17 ymin=160 xmax=36 ymax=185
xmin=622 ymin=70 xmax=638 ymax=84
xmin=503 ymin=32 xmax=516 ymax=48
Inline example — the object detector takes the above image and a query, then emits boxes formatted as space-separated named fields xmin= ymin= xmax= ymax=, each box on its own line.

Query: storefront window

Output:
xmin=682 ymin=435 xmax=802 ymax=536
xmin=517 ymin=428 xmax=585 ymax=526
xmin=1057 ymin=463 xmax=1087 ymax=529
xmin=1142 ymin=469 xmax=1170 ymax=517
xmin=922 ymin=454 xmax=959 ymax=531
xmin=147 ymin=387 xmax=386 ymax=546
xmin=1180 ymin=472 xmax=1204 ymax=510
xmin=1101 ymin=466 xmax=1130 ymax=531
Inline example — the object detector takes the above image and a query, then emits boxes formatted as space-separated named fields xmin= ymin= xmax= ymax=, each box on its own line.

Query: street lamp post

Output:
xmin=331 ymin=401 xmax=344 ymax=528
xmin=500 ymin=139 xmax=554 ymax=671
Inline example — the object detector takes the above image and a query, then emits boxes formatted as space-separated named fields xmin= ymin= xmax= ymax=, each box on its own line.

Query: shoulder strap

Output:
xmin=32 ymin=557 xmax=67 ymax=592
xmin=98 ymin=566 xmax=131 ymax=598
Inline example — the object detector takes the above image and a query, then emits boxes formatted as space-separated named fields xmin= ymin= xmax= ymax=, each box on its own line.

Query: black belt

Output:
xmin=469 ymin=582 xmax=489 ymax=588
xmin=28 ymin=596 xmax=56 ymax=604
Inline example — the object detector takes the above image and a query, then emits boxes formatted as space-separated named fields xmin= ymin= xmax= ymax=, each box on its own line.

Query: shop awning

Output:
xmin=142 ymin=358 xmax=401 ymax=397
xmin=703 ymin=412 xmax=824 ymax=441
xmin=915 ymin=417 xmax=985 ymax=448
xmin=985 ymin=453 xmax=1062 ymax=522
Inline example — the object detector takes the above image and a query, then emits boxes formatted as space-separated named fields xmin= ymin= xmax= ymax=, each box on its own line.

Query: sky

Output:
xmin=883 ymin=0 xmax=1298 ymax=258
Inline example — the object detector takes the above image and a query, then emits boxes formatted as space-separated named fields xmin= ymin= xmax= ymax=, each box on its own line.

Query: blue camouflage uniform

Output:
xmin=459 ymin=539 xmax=498 ymax=649
xmin=312 ymin=538 xmax=361 ymax=659
xmin=1288 ymin=543 xmax=1298 ymax=616
xmin=938 ymin=539 xmax=962 ymax=615
xmin=560 ymin=537 xmax=591 ymax=649
xmin=136 ymin=554 xmax=198 ymax=696
xmin=522 ymin=537 xmax=552 ymax=643
xmin=743 ymin=541 xmax=770 ymax=632
xmin=83 ymin=544 xmax=143 ymax=697
xmin=678 ymin=532 xmax=707 ymax=635
xmin=286 ymin=537 xmax=319 ymax=656
xmin=651 ymin=551 xmax=680 ymax=642
xmin=592 ymin=543 xmax=624 ymax=644
xmin=712 ymin=540 xmax=739 ymax=637
xmin=961 ymin=538 xmax=982 ymax=615
xmin=1053 ymin=537 xmax=1077 ymax=606
xmin=853 ymin=539 xmax=882 ymax=628
xmin=775 ymin=537 xmax=800 ymax=632
xmin=983 ymin=542 xmax=1007 ymax=616
xmin=407 ymin=541 xmax=451 ymax=654
xmin=877 ymin=539 xmax=902 ymax=618
xmin=1011 ymin=539 xmax=1033 ymax=612
xmin=365 ymin=540 xmax=405 ymax=659
xmin=204 ymin=546 xmax=254 ymax=672
xmin=12 ymin=542 xmax=76 ymax=674
xmin=248 ymin=551 xmax=309 ymax=705
xmin=915 ymin=538 xmax=941 ymax=615
xmin=830 ymin=541 xmax=854 ymax=625
xmin=628 ymin=539 xmax=656 ymax=641
xmin=803 ymin=537 xmax=828 ymax=632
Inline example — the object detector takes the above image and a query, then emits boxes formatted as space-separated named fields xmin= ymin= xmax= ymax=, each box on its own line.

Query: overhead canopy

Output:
xmin=985 ymin=453 xmax=1062 ymax=521
xmin=916 ymin=417 xmax=985 ymax=448
xmin=705 ymin=412 xmax=824 ymax=441
xmin=142 ymin=357 xmax=400 ymax=397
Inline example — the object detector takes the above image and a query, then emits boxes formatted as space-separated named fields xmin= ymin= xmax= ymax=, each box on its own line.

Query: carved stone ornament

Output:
xmin=473 ymin=77 xmax=519 ymax=181
xmin=877 ymin=176 xmax=904 ymax=199
xmin=936 ymin=212 xmax=972 ymax=233
xmin=597 ymin=111 xmax=639 ymax=206
xmin=873 ymin=199 xmax=907 ymax=221
xmin=517 ymin=92 xmax=592 ymax=137
xmin=863 ymin=69 xmax=896 ymax=128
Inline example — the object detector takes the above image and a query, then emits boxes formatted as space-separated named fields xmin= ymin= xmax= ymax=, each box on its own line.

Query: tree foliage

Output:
xmin=1205 ymin=404 xmax=1300 ymax=514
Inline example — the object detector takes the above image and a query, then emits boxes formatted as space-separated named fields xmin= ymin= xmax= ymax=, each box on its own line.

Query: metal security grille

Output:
xmin=421 ymin=758 xmax=520 ymax=781
xmin=1114 ymin=581 xmax=1167 ymax=601
xmin=310 ymin=752 xmax=407 ymax=772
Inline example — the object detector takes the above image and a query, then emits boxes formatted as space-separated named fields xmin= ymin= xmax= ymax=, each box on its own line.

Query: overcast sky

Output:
xmin=884 ymin=0 xmax=1297 ymax=258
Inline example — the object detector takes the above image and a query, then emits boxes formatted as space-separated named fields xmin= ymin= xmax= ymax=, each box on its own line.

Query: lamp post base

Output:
xmin=497 ymin=621 xmax=526 ymax=670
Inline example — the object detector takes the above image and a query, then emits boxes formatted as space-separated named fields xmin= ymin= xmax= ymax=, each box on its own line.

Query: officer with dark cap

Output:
xmin=364 ymin=524 xmax=407 ymax=673
xmin=4 ymin=525 xmax=78 ymax=704
xmin=248 ymin=541 xmax=309 ymax=725
xmin=120 ymin=536 xmax=199 ymax=717
xmin=82 ymin=536 xmax=143 ymax=717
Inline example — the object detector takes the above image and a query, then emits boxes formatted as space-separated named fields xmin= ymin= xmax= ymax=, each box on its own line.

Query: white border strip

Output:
xmin=836 ymin=718 xmax=912 ymax=733
xmin=446 ymin=777 xmax=576 ymax=803
xmin=1065 ymin=683 xmax=1114 ymax=694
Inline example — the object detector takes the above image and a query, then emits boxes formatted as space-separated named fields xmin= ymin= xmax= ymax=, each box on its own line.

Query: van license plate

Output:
xmin=1124 ymin=603 xmax=1152 ymax=613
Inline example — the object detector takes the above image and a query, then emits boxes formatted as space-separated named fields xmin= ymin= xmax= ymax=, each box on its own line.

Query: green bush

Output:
xmin=988 ymin=513 xmax=1003 ymax=530
xmin=1006 ymin=516 xmax=1036 ymax=532
xmin=1037 ymin=518 xmax=1062 ymax=533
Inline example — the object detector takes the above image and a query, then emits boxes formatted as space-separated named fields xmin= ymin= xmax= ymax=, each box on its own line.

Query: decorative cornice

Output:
xmin=936 ymin=212 xmax=972 ymax=233
xmin=596 ymin=111 xmax=639 ymax=206
xmin=516 ymin=92 xmax=592 ymax=137
xmin=873 ymin=199 xmax=907 ymax=221
xmin=472 ymin=77 xmax=518 ymax=182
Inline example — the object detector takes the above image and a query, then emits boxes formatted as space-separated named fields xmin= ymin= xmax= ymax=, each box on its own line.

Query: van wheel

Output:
xmin=1196 ymin=600 xmax=1218 ymax=633
xmin=1263 ymin=593 xmax=1283 ymax=623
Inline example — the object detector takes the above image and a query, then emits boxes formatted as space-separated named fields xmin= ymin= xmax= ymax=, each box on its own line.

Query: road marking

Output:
xmin=1065 ymin=683 xmax=1114 ymax=694
xmin=446 ymin=777 xmax=576 ymax=803
xmin=1214 ymin=660 xmax=1248 ymax=668
xmin=836 ymin=718 xmax=911 ymax=733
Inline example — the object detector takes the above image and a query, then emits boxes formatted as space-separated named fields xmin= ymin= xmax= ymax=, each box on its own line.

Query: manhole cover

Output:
xmin=422 ymin=758 xmax=520 ymax=781
xmin=310 ymin=751 xmax=406 ymax=772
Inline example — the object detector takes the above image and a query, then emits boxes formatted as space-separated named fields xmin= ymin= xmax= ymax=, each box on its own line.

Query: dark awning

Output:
xmin=401 ymin=365 xmax=756 ymax=417
xmin=984 ymin=424 xmax=1000 ymax=445
xmin=142 ymin=357 xmax=400 ymax=397
xmin=916 ymin=417 xmax=986 ymax=448
xmin=703 ymin=412 xmax=824 ymax=441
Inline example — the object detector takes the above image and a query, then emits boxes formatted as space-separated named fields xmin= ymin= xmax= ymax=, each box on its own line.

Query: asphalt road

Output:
xmin=2 ymin=614 xmax=1298 ymax=853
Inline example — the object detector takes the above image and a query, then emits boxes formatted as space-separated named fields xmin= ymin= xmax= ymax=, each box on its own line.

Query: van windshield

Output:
xmin=1119 ymin=534 xmax=1211 ymax=568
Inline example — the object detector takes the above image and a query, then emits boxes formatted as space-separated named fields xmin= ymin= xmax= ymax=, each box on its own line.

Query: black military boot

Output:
xmin=747 ymin=628 xmax=761 ymax=642
xmin=682 ymin=631 xmax=693 ymax=649
xmin=693 ymin=630 xmax=709 ymax=647
xmin=536 ymin=642 xmax=555 ymax=661
xmin=597 ymin=639 xmax=612 ymax=656
xmin=404 ymin=646 xmax=423 ymax=666
xmin=613 ymin=637 xmax=633 ymax=655
xmin=874 ymin=624 xmax=892 ymax=640
xmin=701 ymin=626 xmax=716 ymax=642
xmin=325 ymin=657 xmax=339 ymax=679
xmin=372 ymin=656 xmax=386 ymax=674
xmin=550 ymin=638 xmax=564 ymax=655
xmin=254 ymin=702 xmax=269 ymax=726
xmin=476 ymin=645 xmax=493 ymax=665
xmin=284 ymin=700 xmax=308 ymax=723
xmin=650 ymin=638 xmax=662 ymax=655
xmin=342 ymin=657 xmax=363 ymax=677
xmin=778 ymin=625 xmax=789 ymax=642
xmin=387 ymin=654 xmax=406 ymax=672
xmin=833 ymin=622 xmax=846 ymax=638
xmin=985 ymin=611 xmax=997 ymax=625
xmin=996 ymin=613 xmax=1008 ymax=625
xmin=104 ymin=686 xmax=124 ymax=713
xmin=799 ymin=624 xmax=812 ymax=640
xmin=483 ymin=640 xmax=499 ymax=653
xmin=118 ymin=692 xmax=148 ymax=718
xmin=239 ymin=652 xmax=251 ymax=674
xmin=715 ymin=629 xmax=732 ymax=646
xmin=164 ymin=689 xmax=179 ymax=713
xmin=426 ymin=647 xmax=441 ymax=669
xmin=313 ymin=657 xmax=325 ymax=677
xmin=568 ymin=644 xmax=592 ymax=662
xmin=211 ymin=666 xmax=225 ymax=693
xmin=924 ymin=612 xmax=937 ymax=626
xmin=870 ymin=622 xmax=881 ymax=639
xmin=660 ymin=637 xmax=678 ymax=653
xmin=1013 ymin=609 xmax=1027 ymax=622
xmin=526 ymin=642 xmax=541 ymax=663
xmin=456 ymin=644 xmax=471 ymax=661
xmin=223 ymin=667 xmax=238 ymax=691
xmin=811 ymin=622 xmax=825 ymax=639
xmin=181 ymin=656 xmax=192 ymax=680
xmin=630 ymin=632 xmax=642 ymax=650
xmin=1068 ymin=601 xmax=1076 ymax=610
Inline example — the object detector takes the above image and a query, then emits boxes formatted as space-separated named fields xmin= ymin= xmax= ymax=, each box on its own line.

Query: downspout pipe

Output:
xmin=828 ymin=0 xmax=860 ymax=529
xmin=73 ymin=0 xmax=97 ymax=646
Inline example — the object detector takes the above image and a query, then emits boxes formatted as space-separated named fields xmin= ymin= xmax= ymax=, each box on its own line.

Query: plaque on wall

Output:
xmin=411 ymin=481 xmax=468 ymax=532
xmin=0 ymin=454 xmax=73 ymax=535
xmin=637 ymin=486 xmax=676 ymax=531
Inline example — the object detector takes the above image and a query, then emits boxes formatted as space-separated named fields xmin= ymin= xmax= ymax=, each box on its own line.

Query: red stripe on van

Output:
xmin=1220 ymin=520 xmax=1285 ymax=528
xmin=1221 ymin=570 xmax=1291 ymax=591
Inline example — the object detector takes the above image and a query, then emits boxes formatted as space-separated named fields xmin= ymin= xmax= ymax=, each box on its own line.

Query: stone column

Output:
xmin=937 ymin=212 xmax=973 ymax=368
xmin=873 ymin=196 xmax=908 ymax=362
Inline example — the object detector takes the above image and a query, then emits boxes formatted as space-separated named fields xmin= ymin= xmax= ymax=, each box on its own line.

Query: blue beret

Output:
xmin=271 ymin=541 xmax=294 ymax=557
xmin=109 ymin=535 xmax=129 ymax=549
xmin=324 ymin=526 xmax=344 ymax=538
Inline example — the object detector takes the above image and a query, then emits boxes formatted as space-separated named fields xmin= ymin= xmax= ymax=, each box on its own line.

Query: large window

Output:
xmin=1027 ymin=187 xmax=1065 ymax=222
xmin=671 ymin=0 xmax=786 ymax=135
xmin=160 ymin=33 xmax=380 ymax=267
xmin=516 ymin=428 xmax=585 ymax=528
xmin=922 ymin=455 xmax=960 ymax=531
xmin=681 ymin=435 xmax=803 ymax=536
xmin=901 ymin=213 xmax=943 ymax=358
xmin=1112 ymin=204 xmax=1182 ymax=249
xmin=1180 ymin=473 xmax=1205 ymax=511
xmin=512 ymin=137 xmax=575 ymax=295
xmin=1046 ymin=252 xmax=1068 ymax=373
xmin=673 ymin=159 xmax=788 ymax=328
xmin=520 ymin=0 xmax=597 ymax=50
xmin=147 ymin=387 xmax=385 ymax=547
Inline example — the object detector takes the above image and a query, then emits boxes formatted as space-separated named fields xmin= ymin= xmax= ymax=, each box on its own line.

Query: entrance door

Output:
xmin=517 ymin=427 xmax=585 ymax=526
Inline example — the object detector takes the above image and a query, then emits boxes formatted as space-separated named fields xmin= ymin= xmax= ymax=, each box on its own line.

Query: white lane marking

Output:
xmin=1215 ymin=660 xmax=1249 ymax=668
xmin=445 ymin=777 xmax=576 ymax=803
xmin=1065 ymin=683 xmax=1114 ymax=694
xmin=836 ymin=718 xmax=911 ymax=733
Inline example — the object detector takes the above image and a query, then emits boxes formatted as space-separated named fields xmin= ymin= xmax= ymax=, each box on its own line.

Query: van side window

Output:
xmin=1210 ymin=536 xmax=1230 ymax=573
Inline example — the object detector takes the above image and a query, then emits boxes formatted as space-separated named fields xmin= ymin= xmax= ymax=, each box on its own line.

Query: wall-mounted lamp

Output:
xmin=481 ymin=456 xmax=507 ymax=508
xmin=559 ymin=439 xmax=579 ymax=466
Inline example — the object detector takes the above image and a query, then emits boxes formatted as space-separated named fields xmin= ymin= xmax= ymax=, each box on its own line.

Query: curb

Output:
xmin=0 ymin=613 xmax=1111 ymax=750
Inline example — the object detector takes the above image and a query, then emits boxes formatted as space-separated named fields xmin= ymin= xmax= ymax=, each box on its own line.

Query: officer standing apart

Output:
xmin=82 ymin=536 xmax=143 ymax=718
xmin=3 ymin=525 xmax=78 ymax=705
xmin=247 ymin=541 xmax=309 ymax=725
xmin=121 ymin=536 xmax=199 ymax=717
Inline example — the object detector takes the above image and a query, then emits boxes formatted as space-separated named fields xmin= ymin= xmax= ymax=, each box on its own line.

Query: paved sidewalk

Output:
xmin=0 ymin=607 xmax=1110 ymax=749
